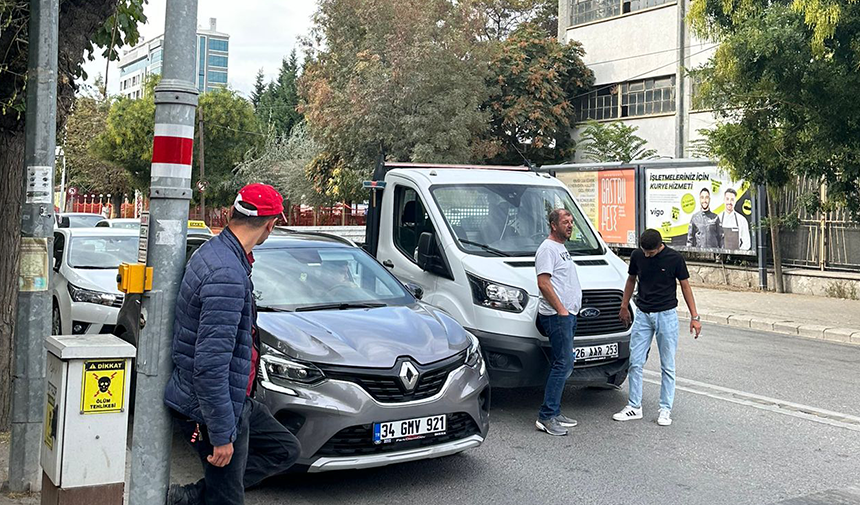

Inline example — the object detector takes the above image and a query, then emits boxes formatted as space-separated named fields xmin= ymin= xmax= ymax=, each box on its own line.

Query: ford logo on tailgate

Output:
xmin=579 ymin=307 xmax=601 ymax=319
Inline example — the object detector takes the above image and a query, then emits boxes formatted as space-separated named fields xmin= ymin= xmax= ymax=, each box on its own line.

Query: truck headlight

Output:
xmin=467 ymin=274 xmax=527 ymax=313
xmin=260 ymin=344 xmax=325 ymax=386
xmin=465 ymin=332 xmax=486 ymax=376
xmin=67 ymin=283 xmax=118 ymax=307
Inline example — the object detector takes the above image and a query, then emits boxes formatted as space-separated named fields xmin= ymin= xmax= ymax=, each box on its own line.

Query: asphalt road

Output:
xmin=167 ymin=324 xmax=860 ymax=505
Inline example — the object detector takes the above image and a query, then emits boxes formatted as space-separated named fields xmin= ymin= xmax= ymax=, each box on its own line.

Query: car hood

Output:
xmin=65 ymin=267 xmax=122 ymax=294
xmin=257 ymin=304 xmax=469 ymax=368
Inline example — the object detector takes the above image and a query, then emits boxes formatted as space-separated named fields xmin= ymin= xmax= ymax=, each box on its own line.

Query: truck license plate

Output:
xmin=574 ymin=343 xmax=619 ymax=362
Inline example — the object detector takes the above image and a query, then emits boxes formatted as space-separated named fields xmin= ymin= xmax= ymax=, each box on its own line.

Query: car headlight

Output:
xmin=465 ymin=332 xmax=486 ymax=376
xmin=467 ymin=274 xmax=527 ymax=313
xmin=260 ymin=344 xmax=325 ymax=386
xmin=67 ymin=283 xmax=118 ymax=307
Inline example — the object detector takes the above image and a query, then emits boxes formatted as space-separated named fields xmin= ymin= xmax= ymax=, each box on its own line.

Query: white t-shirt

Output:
xmin=535 ymin=239 xmax=583 ymax=316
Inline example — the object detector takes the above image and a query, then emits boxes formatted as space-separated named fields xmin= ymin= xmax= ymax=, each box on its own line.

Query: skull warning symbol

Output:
xmin=93 ymin=372 xmax=117 ymax=397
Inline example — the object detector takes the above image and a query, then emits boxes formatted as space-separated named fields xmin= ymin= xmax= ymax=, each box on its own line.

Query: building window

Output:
xmin=576 ymin=86 xmax=619 ymax=121
xmin=208 ymin=70 xmax=228 ymax=84
xmin=119 ymin=57 xmax=148 ymax=77
xmin=198 ymin=36 xmax=207 ymax=91
xmin=209 ymin=39 xmax=229 ymax=52
xmin=576 ymin=75 xmax=675 ymax=121
xmin=208 ymin=55 xmax=228 ymax=68
xmin=151 ymin=49 xmax=162 ymax=63
xmin=620 ymin=76 xmax=675 ymax=117
xmin=568 ymin=0 xmax=673 ymax=26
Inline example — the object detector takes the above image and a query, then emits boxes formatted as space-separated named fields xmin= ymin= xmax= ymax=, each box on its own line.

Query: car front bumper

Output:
xmin=256 ymin=361 xmax=491 ymax=472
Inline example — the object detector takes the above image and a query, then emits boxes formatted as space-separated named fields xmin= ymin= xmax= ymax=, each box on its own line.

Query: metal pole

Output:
xmin=59 ymin=148 xmax=66 ymax=213
xmin=8 ymin=0 xmax=58 ymax=492
xmin=197 ymin=107 xmax=206 ymax=224
xmin=756 ymin=184 xmax=768 ymax=291
xmin=675 ymin=0 xmax=686 ymax=158
xmin=128 ymin=0 xmax=198 ymax=503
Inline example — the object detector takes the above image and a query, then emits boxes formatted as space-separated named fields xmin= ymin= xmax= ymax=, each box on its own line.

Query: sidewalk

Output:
xmin=677 ymin=284 xmax=860 ymax=344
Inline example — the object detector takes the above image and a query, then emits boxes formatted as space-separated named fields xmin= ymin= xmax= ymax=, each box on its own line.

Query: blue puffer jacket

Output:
xmin=164 ymin=227 xmax=254 ymax=447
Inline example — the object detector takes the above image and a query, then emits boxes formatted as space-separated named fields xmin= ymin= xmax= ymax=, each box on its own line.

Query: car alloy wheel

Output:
xmin=52 ymin=304 xmax=61 ymax=336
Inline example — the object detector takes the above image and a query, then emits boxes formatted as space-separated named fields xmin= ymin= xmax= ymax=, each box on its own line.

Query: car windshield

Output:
xmin=67 ymin=215 xmax=105 ymax=228
xmin=68 ymin=236 xmax=139 ymax=268
xmin=252 ymin=247 xmax=413 ymax=311
xmin=431 ymin=184 xmax=603 ymax=257
xmin=111 ymin=221 xmax=140 ymax=230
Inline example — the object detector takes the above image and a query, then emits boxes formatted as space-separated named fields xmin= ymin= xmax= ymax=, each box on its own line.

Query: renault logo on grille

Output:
xmin=399 ymin=361 xmax=419 ymax=391
xmin=580 ymin=307 xmax=601 ymax=319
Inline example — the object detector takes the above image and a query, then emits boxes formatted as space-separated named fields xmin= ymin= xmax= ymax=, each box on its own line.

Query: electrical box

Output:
xmin=41 ymin=334 xmax=136 ymax=489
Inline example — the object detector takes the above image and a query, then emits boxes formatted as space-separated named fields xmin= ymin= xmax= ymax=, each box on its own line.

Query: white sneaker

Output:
xmin=612 ymin=406 xmax=643 ymax=421
xmin=657 ymin=408 xmax=672 ymax=426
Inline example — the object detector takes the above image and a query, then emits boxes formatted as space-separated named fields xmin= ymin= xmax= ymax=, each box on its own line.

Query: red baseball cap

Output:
xmin=233 ymin=183 xmax=284 ymax=217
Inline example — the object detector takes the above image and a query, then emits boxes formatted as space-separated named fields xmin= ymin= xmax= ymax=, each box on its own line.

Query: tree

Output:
xmin=688 ymin=0 xmax=860 ymax=291
xmin=578 ymin=120 xmax=658 ymax=162
xmin=94 ymin=79 xmax=264 ymax=207
xmin=484 ymin=23 xmax=594 ymax=165
xmin=467 ymin=0 xmax=558 ymax=40
xmin=250 ymin=68 xmax=266 ymax=109
xmin=256 ymin=52 xmax=302 ymax=138
xmin=0 ymin=0 xmax=146 ymax=430
xmin=299 ymin=0 xmax=492 ymax=168
xmin=63 ymin=84 xmax=134 ymax=214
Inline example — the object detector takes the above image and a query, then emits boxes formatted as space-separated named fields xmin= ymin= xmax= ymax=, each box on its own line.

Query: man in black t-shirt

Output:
xmin=613 ymin=229 xmax=702 ymax=427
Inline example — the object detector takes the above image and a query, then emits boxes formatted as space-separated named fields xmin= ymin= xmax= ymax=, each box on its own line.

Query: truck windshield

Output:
xmin=431 ymin=184 xmax=603 ymax=257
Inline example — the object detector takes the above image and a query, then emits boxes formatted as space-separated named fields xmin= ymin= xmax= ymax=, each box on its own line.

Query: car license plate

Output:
xmin=574 ymin=343 xmax=619 ymax=362
xmin=373 ymin=414 xmax=447 ymax=444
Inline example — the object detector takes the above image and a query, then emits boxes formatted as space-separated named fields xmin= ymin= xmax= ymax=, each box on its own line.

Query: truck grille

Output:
xmin=575 ymin=290 xmax=632 ymax=337
xmin=318 ymin=351 xmax=466 ymax=403
xmin=315 ymin=412 xmax=480 ymax=457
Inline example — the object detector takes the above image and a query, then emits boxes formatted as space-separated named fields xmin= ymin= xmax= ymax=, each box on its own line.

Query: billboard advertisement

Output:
xmin=644 ymin=166 xmax=755 ymax=255
xmin=557 ymin=169 xmax=637 ymax=247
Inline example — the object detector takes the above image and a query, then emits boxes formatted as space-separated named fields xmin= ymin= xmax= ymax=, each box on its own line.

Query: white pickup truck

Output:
xmin=363 ymin=162 xmax=634 ymax=388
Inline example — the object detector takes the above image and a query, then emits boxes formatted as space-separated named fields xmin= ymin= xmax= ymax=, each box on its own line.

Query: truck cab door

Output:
xmin=377 ymin=182 xmax=439 ymax=297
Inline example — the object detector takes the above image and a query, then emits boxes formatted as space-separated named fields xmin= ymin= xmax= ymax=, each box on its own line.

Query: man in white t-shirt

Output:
xmin=534 ymin=208 xmax=582 ymax=436
xmin=719 ymin=188 xmax=751 ymax=251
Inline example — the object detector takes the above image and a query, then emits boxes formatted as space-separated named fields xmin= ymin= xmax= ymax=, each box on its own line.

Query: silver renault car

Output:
xmin=252 ymin=231 xmax=490 ymax=472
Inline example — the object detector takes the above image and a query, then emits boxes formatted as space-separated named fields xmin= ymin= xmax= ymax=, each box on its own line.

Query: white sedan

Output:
xmin=51 ymin=228 xmax=139 ymax=336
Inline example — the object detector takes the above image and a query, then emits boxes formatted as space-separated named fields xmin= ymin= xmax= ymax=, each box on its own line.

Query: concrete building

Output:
xmin=118 ymin=18 xmax=229 ymax=99
xmin=558 ymin=0 xmax=717 ymax=159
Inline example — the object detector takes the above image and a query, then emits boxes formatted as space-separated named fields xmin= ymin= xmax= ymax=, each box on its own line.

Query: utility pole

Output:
xmin=8 ymin=0 xmax=58 ymax=492
xmin=197 ymin=107 xmax=206 ymax=225
xmin=127 ymin=0 xmax=198 ymax=503
xmin=675 ymin=0 xmax=686 ymax=158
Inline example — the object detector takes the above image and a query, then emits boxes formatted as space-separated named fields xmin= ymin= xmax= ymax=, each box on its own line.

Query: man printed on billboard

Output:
xmin=719 ymin=189 xmax=751 ymax=251
xmin=686 ymin=188 xmax=722 ymax=249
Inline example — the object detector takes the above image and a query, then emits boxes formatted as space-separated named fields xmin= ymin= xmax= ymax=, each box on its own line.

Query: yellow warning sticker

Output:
xmin=44 ymin=382 xmax=57 ymax=449
xmin=81 ymin=360 xmax=126 ymax=414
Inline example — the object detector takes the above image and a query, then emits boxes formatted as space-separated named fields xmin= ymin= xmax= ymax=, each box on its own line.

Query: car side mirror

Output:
xmin=405 ymin=283 xmax=424 ymax=300
xmin=417 ymin=232 xmax=434 ymax=271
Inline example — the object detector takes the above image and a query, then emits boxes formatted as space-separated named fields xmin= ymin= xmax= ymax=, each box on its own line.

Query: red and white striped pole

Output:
xmin=128 ymin=0 xmax=199 ymax=503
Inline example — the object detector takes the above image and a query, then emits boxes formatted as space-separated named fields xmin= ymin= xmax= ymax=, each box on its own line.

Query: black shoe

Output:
xmin=167 ymin=484 xmax=200 ymax=505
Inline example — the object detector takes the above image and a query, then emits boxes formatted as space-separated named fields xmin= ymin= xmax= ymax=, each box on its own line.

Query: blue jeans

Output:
xmin=627 ymin=308 xmax=679 ymax=411
xmin=538 ymin=313 xmax=577 ymax=421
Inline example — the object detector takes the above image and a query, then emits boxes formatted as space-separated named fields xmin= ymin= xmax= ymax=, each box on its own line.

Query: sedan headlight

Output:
xmin=465 ymin=332 xmax=486 ymax=376
xmin=260 ymin=344 xmax=325 ymax=386
xmin=467 ymin=274 xmax=527 ymax=313
xmin=67 ymin=283 xmax=118 ymax=307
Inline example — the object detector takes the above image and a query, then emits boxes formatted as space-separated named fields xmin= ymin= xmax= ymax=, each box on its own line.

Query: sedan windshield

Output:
xmin=252 ymin=247 xmax=413 ymax=311
xmin=431 ymin=184 xmax=603 ymax=257
xmin=68 ymin=236 xmax=139 ymax=268
xmin=67 ymin=215 xmax=106 ymax=228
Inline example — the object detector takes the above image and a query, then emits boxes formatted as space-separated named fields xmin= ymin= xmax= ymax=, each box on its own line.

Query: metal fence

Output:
xmin=776 ymin=177 xmax=860 ymax=272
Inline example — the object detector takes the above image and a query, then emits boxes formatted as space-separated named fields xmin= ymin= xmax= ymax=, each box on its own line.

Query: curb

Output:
xmin=676 ymin=308 xmax=860 ymax=345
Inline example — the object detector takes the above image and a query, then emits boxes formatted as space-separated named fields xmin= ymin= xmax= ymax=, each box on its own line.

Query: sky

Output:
xmin=81 ymin=0 xmax=318 ymax=98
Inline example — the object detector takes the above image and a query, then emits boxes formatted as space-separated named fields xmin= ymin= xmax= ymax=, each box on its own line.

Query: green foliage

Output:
xmin=467 ymin=0 xmax=559 ymax=40
xmin=84 ymin=0 xmax=148 ymax=77
xmin=485 ymin=23 xmax=594 ymax=165
xmin=578 ymin=120 xmax=658 ymax=163
xmin=256 ymin=51 xmax=302 ymax=138
xmin=250 ymin=68 xmax=266 ymax=109
xmin=94 ymin=76 xmax=264 ymax=207
xmin=305 ymin=151 xmax=368 ymax=203
xmin=689 ymin=0 xmax=860 ymax=216
xmin=63 ymin=85 xmax=133 ymax=197
xmin=300 ymin=0 xmax=492 ymax=168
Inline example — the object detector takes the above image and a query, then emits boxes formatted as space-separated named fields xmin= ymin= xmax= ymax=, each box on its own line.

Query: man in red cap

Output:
xmin=165 ymin=183 xmax=300 ymax=505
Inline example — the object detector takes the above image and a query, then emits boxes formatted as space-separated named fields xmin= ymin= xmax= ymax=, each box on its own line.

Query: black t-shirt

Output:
xmin=628 ymin=246 xmax=689 ymax=313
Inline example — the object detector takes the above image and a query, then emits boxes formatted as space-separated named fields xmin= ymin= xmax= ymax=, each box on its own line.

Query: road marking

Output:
xmin=642 ymin=370 xmax=860 ymax=432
